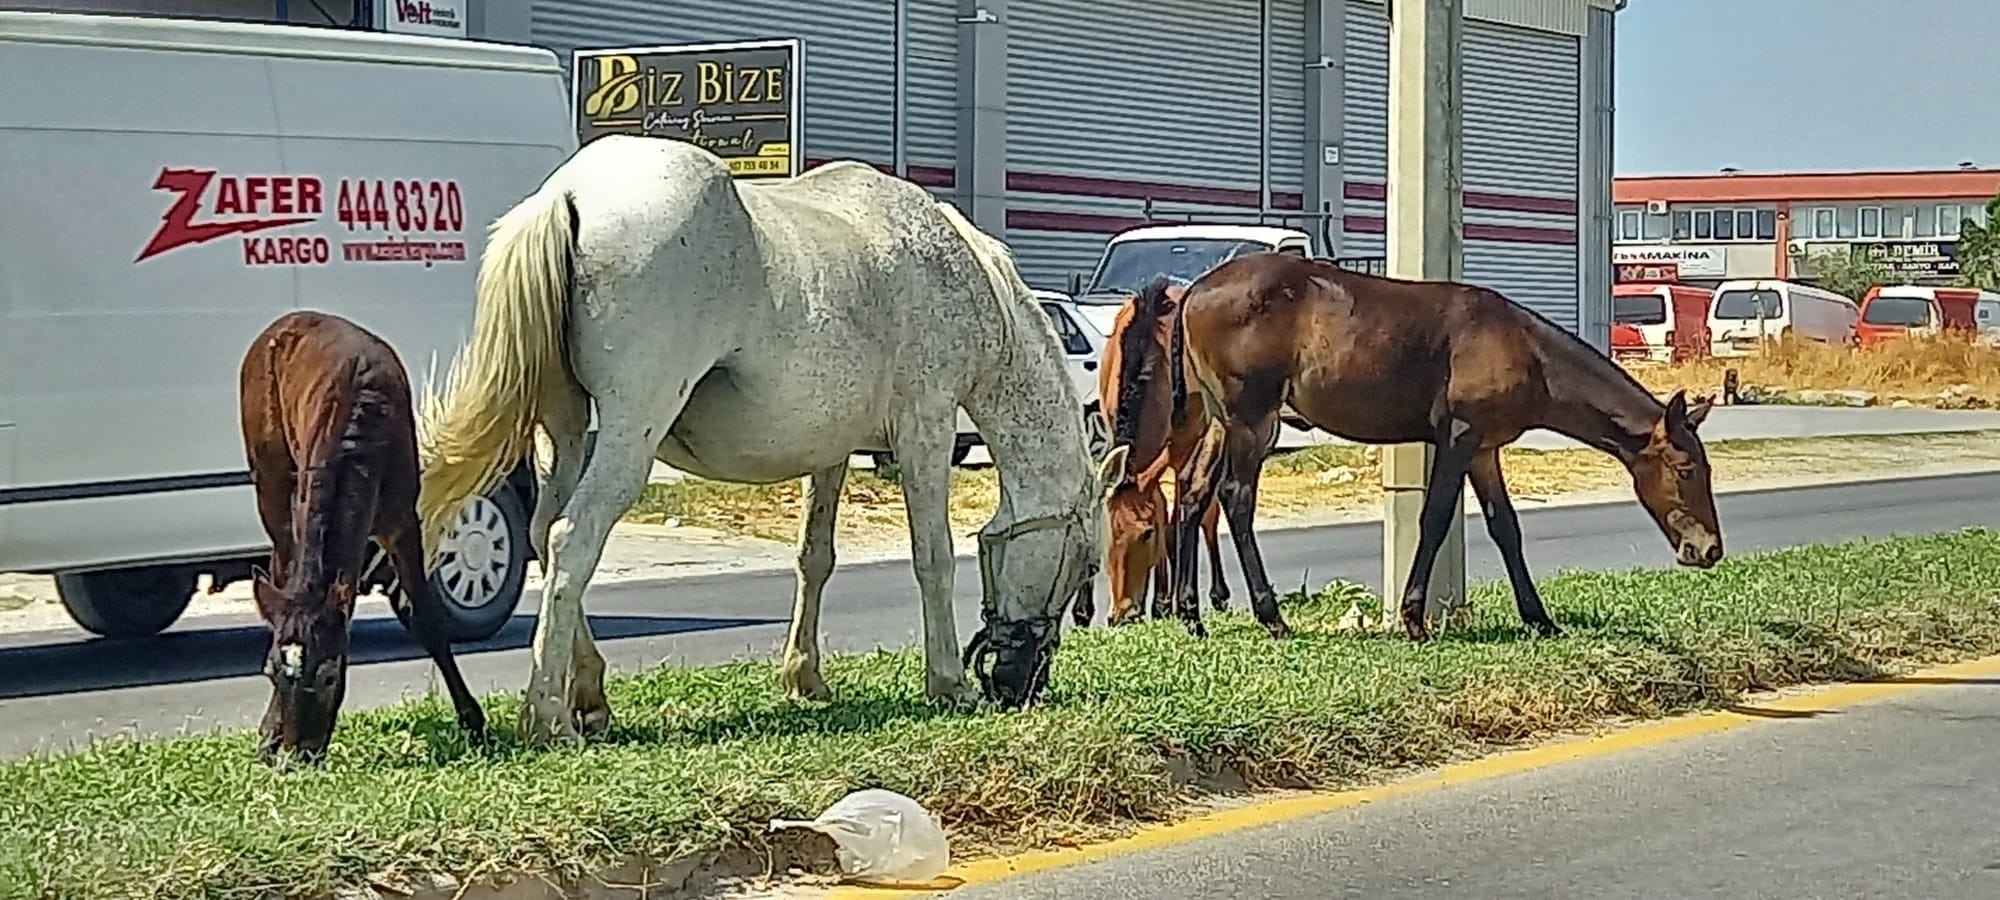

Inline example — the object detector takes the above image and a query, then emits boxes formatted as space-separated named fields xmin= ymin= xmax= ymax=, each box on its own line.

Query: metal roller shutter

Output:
xmin=532 ymin=0 xmax=896 ymax=164
xmin=1340 ymin=0 xmax=1388 ymax=258
xmin=907 ymin=0 xmax=957 ymax=186
xmin=1463 ymin=18 xmax=1580 ymax=329
xmin=1006 ymin=0 xmax=1266 ymax=288
xmin=1270 ymin=0 xmax=1307 ymax=206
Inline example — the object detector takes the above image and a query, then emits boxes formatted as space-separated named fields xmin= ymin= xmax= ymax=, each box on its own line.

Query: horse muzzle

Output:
xmin=963 ymin=619 xmax=1057 ymax=709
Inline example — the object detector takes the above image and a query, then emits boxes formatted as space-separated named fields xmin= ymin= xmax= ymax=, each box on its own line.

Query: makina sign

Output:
xmin=572 ymin=38 xmax=802 ymax=179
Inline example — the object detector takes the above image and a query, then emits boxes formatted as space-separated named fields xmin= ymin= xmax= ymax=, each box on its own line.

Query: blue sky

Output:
xmin=1613 ymin=0 xmax=1998 ymax=176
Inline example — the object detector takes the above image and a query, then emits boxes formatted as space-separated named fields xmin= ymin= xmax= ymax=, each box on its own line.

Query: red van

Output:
xmin=1612 ymin=283 xmax=1714 ymax=364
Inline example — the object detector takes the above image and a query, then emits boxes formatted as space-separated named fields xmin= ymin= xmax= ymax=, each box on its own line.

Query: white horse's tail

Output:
xmin=415 ymin=186 xmax=578 ymax=562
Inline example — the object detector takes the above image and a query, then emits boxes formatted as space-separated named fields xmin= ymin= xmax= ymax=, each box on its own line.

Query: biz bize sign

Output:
xmin=573 ymin=39 xmax=802 ymax=180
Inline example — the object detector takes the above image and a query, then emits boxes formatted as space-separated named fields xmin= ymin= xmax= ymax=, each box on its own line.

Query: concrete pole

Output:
xmin=1381 ymin=0 xmax=1467 ymax=631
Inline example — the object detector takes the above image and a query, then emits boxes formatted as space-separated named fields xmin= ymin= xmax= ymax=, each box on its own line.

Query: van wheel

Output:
xmin=398 ymin=484 xmax=530 ymax=643
xmin=56 ymin=565 xmax=197 ymax=639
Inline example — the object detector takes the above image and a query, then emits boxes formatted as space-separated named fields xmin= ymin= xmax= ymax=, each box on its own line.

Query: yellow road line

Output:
xmin=830 ymin=652 xmax=2000 ymax=898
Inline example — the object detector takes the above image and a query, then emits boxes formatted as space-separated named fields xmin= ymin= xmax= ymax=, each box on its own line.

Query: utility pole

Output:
xmin=1381 ymin=0 xmax=1467 ymax=630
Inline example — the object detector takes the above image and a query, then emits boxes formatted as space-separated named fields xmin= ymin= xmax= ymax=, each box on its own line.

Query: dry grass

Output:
xmin=621 ymin=430 xmax=2000 ymax=550
xmin=1629 ymin=332 xmax=2000 ymax=404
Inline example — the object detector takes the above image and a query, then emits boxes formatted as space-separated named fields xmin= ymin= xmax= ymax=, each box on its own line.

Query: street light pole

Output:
xmin=1381 ymin=0 xmax=1467 ymax=631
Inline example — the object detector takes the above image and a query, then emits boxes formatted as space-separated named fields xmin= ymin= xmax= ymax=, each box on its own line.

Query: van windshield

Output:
xmin=1862 ymin=296 xmax=1933 ymax=327
xmin=1713 ymin=288 xmax=1784 ymax=320
xmin=1613 ymin=293 xmax=1667 ymax=325
xmin=1082 ymin=238 xmax=1272 ymax=300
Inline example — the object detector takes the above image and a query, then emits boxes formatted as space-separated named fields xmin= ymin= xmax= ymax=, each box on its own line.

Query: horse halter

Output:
xmin=962 ymin=502 xmax=1097 ymax=705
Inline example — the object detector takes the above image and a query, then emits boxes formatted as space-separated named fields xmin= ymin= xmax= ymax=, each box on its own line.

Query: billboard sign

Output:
xmin=572 ymin=39 xmax=802 ymax=180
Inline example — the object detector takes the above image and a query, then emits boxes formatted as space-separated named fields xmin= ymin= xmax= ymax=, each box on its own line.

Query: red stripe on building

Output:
xmin=1615 ymin=168 xmax=2000 ymax=204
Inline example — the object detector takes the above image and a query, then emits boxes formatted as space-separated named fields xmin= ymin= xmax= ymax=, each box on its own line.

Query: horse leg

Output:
xmin=890 ymin=410 xmax=975 ymax=704
xmin=782 ymin=462 xmax=847 ymax=701
xmin=1216 ymin=415 xmax=1290 ymax=639
xmin=1398 ymin=420 xmax=1480 ymax=642
xmin=529 ymin=379 xmax=592 ymax=570
xmin=387 ymin=528 xmax=489 ymax=742
xmin=1202 ymin=491 xmax=1230 ymax=612
xmin=1070 ymin=577 xmax=1096 ymax=629
xmin=524 ymin=407 xmax=659 ymax=743
xmin=1169 ymin=420 xmax=1227 ymax=639
xmin=1151 ymin=499 xmax=1180 ymax=621
xmin=1468 ymin=449 xmax=1562 ymax=637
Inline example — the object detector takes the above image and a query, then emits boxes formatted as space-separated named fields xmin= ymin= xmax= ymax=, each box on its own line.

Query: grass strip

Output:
xmin=7 ymin=527 xmax=2000 ymax=898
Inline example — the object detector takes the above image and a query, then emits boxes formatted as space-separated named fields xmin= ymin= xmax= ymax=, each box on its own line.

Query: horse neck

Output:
xmin=1531 ymin=327 xmax=1664 ymax=462
xmin=1109 ymin=312 xmax=1178 ymax=470
xmin=285 ymin=398 xmax=381 ymax=602
xmin=962 ymin=313 xmax=1093 ymax=524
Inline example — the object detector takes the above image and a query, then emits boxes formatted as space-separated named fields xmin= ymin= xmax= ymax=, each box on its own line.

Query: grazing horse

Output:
xmin=238 ymin=310 xmax=486 ymax=764
xmin=414 ymin=135 xmax=1117 ymax=743
xmin=1071 ymin=279 xmax=1230 ymax=628
xmin=1168 ymin=253 xmax=1723 ymax=641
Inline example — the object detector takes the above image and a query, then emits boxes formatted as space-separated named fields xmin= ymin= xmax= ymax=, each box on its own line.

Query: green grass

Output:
xmin=9 ymin=528 xmax=2000 ymax=898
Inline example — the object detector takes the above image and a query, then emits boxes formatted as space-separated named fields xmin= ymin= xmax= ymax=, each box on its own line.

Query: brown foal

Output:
xmin=238 ymin=310 xmax=486 ymax=764
xmin=1071 ymin=279 xmax=1230 ymax=628
xmin=1166 ymin=253 xmax=1724 ymax=641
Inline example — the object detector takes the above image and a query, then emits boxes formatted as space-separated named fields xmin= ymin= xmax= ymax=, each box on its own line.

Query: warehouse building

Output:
xmin=9 ymin=0 xmax=1620 ymax=346
xmin=1613 ymin=167 xmax=2000 ymax=288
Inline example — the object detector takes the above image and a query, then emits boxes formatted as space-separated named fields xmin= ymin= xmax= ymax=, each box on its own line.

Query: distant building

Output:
xmin=1612 ymin=168 xmax=1999 ymax=290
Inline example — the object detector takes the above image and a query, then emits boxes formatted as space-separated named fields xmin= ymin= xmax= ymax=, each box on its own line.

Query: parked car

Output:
xmin=1855 ymin=284 xmax=1998 ymax=347
xmin=1707 ymin=279 xmax=1859 ymax=356
xmin=869 ymin=289 xmax=1110 ymax=470
xmin=0 ymin=12 xmax=573 ymax=641
xmin=1612 ymin=282 xmax=1714 ymax=364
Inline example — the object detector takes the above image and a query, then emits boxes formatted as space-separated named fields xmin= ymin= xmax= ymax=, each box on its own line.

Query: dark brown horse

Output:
xmin=1166 ymin=253 xmax=1723 ymax=641
xmin=1071 ymin=279 xmax=1230 ymax=628
xmin=239 ymin=310 xmax=486 ymax=764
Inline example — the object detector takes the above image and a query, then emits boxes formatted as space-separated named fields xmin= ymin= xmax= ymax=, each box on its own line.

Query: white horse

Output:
xmin=414 ymin=135 xmax=1125 ymax=743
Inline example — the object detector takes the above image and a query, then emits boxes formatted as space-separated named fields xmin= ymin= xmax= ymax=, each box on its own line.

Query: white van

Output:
xmin=1707 ymin=279 xmax=1860 ymax=357
xmin=0 ymin=13 xmax=575 ymax=640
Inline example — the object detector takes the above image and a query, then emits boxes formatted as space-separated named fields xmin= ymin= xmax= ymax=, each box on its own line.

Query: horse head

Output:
xmin=965 ymin=444 xmax=1128 ymax=709
xmin=1627 ymin=390 xmax=1723 ymax=569
xmin=251 ymin=564 xmax=358 ymax=766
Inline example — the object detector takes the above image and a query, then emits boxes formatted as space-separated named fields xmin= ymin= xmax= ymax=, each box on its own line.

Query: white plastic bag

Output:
xmin=769 ymin=788 xmax=952 ymax=884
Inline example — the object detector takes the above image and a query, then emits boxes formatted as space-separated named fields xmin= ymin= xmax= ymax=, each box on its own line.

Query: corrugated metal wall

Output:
xmin=1337 ymin=0 xmax=1582 ymax=330
xmin=1461 ymin=18 xmax=1580 ymax=329
xmin=906 ymin=0 xmax=958 ymax=191
xmin=1576 ymin=5 xmax=1615 ymax=350
xmin=532 ymin=0 xmax=896 ymax=164
xmin=1004 ymin=0 xmax=1267 ymax=288
xmin=1270 ymin=0 xmax=1308 ymax=207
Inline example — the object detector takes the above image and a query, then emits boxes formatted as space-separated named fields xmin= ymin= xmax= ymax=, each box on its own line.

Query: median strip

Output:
xmin=5 ymin=527 xmax=2000 ymax=897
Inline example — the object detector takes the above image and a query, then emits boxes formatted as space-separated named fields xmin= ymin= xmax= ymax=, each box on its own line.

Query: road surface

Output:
xmin=3 ymin=470 xmax=2000 ymax=759
xmin=945 ymin=671 xmax=2000 ymax=900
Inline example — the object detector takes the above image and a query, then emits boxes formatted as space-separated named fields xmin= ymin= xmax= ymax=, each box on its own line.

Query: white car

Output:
xmin=869 ymin=289 xmax=1110 ymax=469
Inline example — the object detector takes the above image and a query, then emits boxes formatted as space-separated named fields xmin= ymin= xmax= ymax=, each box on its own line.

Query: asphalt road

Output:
xmin=949 ymin=673 xmax=2000 ymax=900
xmin=4 ymin=470 xmax=2000 ymax=759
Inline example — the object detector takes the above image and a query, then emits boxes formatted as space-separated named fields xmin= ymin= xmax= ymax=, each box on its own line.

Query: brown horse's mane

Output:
xmin=1110 ymin=276 xmax=1178 ymax=479
xmin=282 ymin=353 xmax=382 ymax=619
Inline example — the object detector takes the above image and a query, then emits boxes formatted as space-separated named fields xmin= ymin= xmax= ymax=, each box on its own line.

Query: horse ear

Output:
xmin=1657 ymin=390 xmax=1689 ymax=441
xmin=251 ymin=566 xmax=284 ymax=619
xmin=1685 ymin=392 xmax=1715 ymax=430
xmin=1096 ymin=445 xmax=1131 ymax=499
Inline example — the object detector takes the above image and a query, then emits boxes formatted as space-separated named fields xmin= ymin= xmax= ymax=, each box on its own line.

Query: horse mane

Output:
xmin=1110 ymin=277 xmax=1177 ymax=476
xmin=286 ymin=353 xmax=373 ymax=612
xmin=933 ymin=200 xmax=1030 ymax=366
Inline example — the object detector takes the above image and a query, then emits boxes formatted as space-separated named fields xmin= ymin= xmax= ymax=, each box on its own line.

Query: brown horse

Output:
xmin=1167 ymin=253 xmax=1723 ymax=641
xmin=239 ymin=310 xmax=486 ymax=764
xmin=1071 ymin=279 xmax=1230 ymax=628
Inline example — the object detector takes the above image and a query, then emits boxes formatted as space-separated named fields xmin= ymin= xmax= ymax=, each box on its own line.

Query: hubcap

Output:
xmin=433 ymin=494 xmax=512 ymax=611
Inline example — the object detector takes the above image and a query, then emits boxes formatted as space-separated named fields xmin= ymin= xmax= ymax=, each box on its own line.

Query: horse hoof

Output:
xmin=573 ymin=705 xmax=613 ymax=739
xmin=1210 ymin=592 xmax=1231 ymax=613
xmin=1533 ymin=621 xmax=1565 ymax=638
xmin=1402 ymin=619 xmax=1433 ymax=643
xmin=1263 ymin=619 xmax=1292 ymax=640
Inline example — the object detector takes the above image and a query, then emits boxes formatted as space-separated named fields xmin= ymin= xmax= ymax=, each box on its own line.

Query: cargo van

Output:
xmin=1706 ymin=279 xmax=1859 ymax=357
xmin=0 ymin=12 xmax=575 ymax=640
xmin=1855 ymin=284 xmax=2000 ymax=347
xmin=1611 ymin=282 xmax=1713 ymax=364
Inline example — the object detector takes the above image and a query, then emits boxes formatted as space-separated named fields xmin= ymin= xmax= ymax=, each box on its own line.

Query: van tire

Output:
xmin=56 ymin=565 xmax=197 ymax=639
xmin=400 ymin=483 xmax=531 ymax=643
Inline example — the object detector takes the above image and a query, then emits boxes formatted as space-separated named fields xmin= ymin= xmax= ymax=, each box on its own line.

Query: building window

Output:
xmin=1618 ymin=210 xmax=1642 ymax=241
xmin=1967 ymin=204 xmax=1988 ymax=228
xmin=1693 ymin=210 xmax=1713 ymax=240
xmin=1672 ymin=210 xmax=1691 ymax=241
xmin=1813 ymin=207 xmax=1835 ymax=239
xmin=1643 ymin=212 xmax=1668 ymax=240
xmin=1757 ymin=209 xmax=1778 ymax=240
xmin=1879 ymin=205 xmax=1907 ymax=240
xmin=1713 ymin=210 xmax=1734 ymax=240
xmin=1940 ymin=204 xmax=1964 ymax=237
xmin=1735 ymin=210 xmax=1756 ymax=240
xmin=1837 ymin=206 xmax=1859 ymax=239
xmin=1860 ymin=206 xmax=1882 ymax=238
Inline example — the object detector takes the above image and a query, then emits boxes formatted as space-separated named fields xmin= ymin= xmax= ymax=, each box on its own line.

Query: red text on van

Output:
xmin=135 ymin=168 xmax=321 ymax=262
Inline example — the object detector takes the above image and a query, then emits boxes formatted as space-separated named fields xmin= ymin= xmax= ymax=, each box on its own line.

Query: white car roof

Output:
xmin=1107 ymin=223 xmax=1308 ymax=247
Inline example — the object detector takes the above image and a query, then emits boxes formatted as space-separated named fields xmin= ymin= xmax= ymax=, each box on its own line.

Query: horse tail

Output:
xmin=1167 ymin=286 xmax=1190 ymax=431
xmin=415 ymin=186 xmax=578 ymax=562
xmin=1111 ymin=276 xmax=1176 ymax=477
